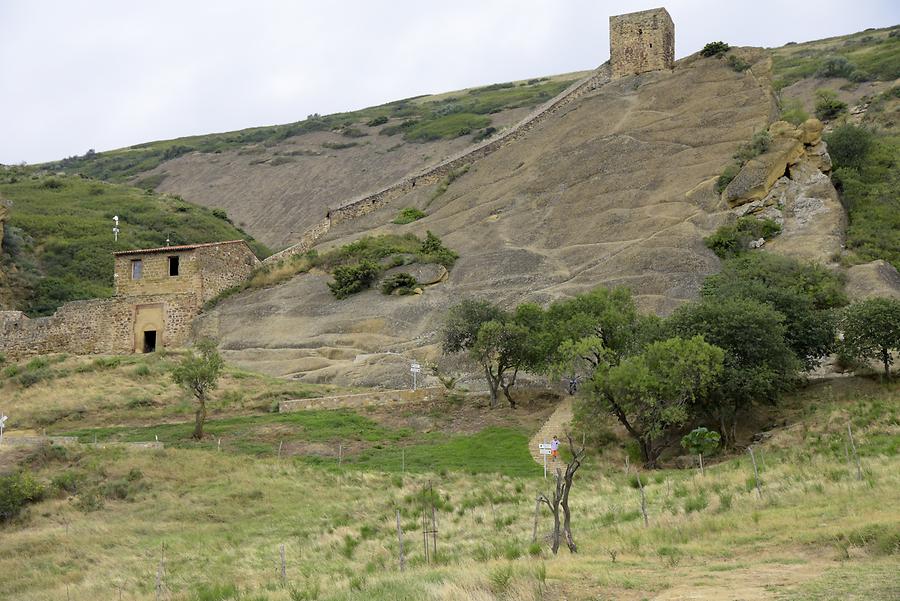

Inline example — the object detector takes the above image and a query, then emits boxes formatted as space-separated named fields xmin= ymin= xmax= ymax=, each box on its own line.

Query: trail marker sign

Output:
xmin=0 ymin=414 xmax=7 ymax=447
xmin=410 ymin=362 xmax=421 ymax=391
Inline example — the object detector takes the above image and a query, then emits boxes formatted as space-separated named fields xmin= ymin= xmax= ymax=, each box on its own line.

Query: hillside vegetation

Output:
xmin=0 ymin=170 xmax=269 ymax=316
xmin=1 ymin=356 xmax=898 ymax=600
xmin=772 ymin=25 xmax=900 ymax=271
xmin=43 ymin=78 xmax=574 ymax=183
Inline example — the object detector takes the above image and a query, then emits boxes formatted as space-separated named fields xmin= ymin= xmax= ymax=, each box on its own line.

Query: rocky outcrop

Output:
xmin=730 ymin=118 xmax=845 ymax=264
xmin=846 ymin=260 xmax=900 ymax=301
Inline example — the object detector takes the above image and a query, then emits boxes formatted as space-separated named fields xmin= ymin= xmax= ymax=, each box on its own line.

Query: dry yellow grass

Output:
xmin=1 ymin=371 xmax=898 ymax=600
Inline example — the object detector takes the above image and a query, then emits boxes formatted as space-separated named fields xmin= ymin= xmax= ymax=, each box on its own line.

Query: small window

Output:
xmin=131 ymin=259 xmax=142 ymax=280
xmin=168 ymin=256 xmax=180 ymax=276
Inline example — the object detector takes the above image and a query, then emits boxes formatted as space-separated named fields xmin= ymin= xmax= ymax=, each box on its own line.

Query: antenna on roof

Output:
xmin=112 ymin=215 xmax=120 ymax=242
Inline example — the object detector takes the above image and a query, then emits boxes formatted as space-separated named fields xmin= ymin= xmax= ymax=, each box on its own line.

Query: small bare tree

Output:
xmin=537 ymin=432 xmax=585 ymax=554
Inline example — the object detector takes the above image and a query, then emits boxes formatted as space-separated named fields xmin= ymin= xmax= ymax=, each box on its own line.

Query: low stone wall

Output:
xmin=1 ymin=436 xmax=79 ymax=446
xmin=262 ymin=65 xmax=611 ymax=266
xmin=279 ymin=386 xmax=444 ymax=412
xmin=0 ymin=293 xmax=198 ymax=357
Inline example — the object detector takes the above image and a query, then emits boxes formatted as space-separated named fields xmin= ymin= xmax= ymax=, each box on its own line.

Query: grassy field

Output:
xmin=771 ymin=25 xmax=900 ymax=90
xmin=1 ymin=355 xmax=898 ymax=600
xmin=0 ymin=171 xmax=270 ymax=316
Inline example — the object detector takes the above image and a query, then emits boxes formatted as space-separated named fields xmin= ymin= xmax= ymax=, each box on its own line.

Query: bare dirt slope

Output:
xmin=146 ymin=74 xmax=587 ymax=249
xmin=203 ymin=51 xmax=776 ymax=385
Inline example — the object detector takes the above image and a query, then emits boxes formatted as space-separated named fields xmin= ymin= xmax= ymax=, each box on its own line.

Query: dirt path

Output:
xmin=650 ymin=552 xmax=833 ymax=601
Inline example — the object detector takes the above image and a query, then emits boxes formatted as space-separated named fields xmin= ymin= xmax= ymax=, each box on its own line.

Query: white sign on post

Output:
xmin=0 ymin=414 xmax=7 ymax=447
xmin=538 ymin=443 xmax=552 ymax=450
xmin=539 ymin=449 xmax=552 ymax=455
xmin=410 ymin=362 xmax=421 ymax=391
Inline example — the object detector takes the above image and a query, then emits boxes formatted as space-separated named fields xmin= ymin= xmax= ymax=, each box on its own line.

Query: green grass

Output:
xmin=771 ymin=26 xmax=900 ymax=90
xmin=829 ymin=131 xmax=900 ymax=271
xmin=59 ymin=409 xmax=408 ymax=449
xmin=333 ymin=427 xmax=536 ymax=476
xmin=403 ymin=113 xmax=491 ymax=142
xmin=0 ymin=172 xmax=269 ymax=316
xmin=391 ymin=208 xmax=426 ymax=225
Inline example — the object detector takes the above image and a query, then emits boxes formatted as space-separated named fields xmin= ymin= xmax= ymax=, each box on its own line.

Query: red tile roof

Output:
xmin=113 ymin=240 xmax=249 ymax=256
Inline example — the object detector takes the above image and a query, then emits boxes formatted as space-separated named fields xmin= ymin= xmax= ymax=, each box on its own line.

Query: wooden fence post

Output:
xmin=748 ymin=446 xmax=762 ymax=499
xmin=396 ymin=509 xmax=406 ymax=571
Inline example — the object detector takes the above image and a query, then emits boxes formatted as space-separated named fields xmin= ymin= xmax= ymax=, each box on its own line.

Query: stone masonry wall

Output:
xmin=609 ymin=8 xmax=674 ymax=79
xmin=114 ymin=249 xmax=202 ymax=297
xmin=194 ymin=242 xmax=259 ymax=302
xmin=0 ymin=293 xmax=198 ymax=357
xmin=262 ymin=65 xmax=612 ymax=266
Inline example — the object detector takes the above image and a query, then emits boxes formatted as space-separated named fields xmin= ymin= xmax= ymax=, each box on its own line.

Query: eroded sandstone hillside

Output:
xmin=201 ymin=49 xmax=778 ymax=385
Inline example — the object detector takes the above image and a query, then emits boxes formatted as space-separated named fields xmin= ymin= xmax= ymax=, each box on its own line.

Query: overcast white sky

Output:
xmin=1 ymin=1 xmax=897 ymax=164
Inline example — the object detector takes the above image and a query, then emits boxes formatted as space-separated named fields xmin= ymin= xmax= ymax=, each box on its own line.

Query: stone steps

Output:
xmin=528 ymin=397 xmax=575 ymax=466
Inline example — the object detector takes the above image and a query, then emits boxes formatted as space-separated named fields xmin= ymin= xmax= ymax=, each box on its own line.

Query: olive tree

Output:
xmin=839 ymin=297 xmax=900 ymax=379
xmin=171 ymin=340 xmax=224 ymax=439
xmin=585 ymin=336 xmax=724 ymax=467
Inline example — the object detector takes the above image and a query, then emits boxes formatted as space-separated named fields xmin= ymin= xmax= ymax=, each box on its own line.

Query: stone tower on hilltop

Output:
xmin=609 ymin=7 xmax=674 ymax=79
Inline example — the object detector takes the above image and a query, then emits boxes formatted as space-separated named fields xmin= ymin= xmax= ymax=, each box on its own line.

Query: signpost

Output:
xmin=410 ymin=362 xmax=421 ymax=391
xmin=539 ymin=442 xmax=552 ymax=479
xmin=0 ymin=414 xmax=7 ymax=447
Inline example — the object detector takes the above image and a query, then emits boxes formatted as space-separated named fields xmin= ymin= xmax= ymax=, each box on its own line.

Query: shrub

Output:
xmin=40 ymin=178 xmax=64 ymax=189
xmin=716 ymin=164 xmax=740 ymax=194
xmin=726 ymin=54 xmax=751 ymax=72
xmin=733 ymin=131 xmax=772 ymax=164
xmin=700 ymin=41 xmax=730 ymax=57
xmin=815 ymin=55 xmax=856 ymax=79
xmin=381 ymin=272 xmax=418 ymax=295
xmin=814 ymin=89 xmax=848 ymax=121
xmin=328 ymin=260 xmax=380 ymax=299
xmin=419 ymin=231 xmax=458 ymax=267
xmin=0 ymin=471 xmax=45 ymax=522
xmin=704 ymin=217 xmax=781 ymax=258
xmin=472 ymin=126 xmax=497 ymax=142
xmin=780 ymin=98 xmax=809 ymax=125
xmin=341 ymin=127 xmax=367 ymax=138
xmin=684 ymin=493 xmax=709 ymax=513
xmin=825 ymin=124 xmax=873 ymax=171
xmin=392 ymin=207 xmax=426 ymax=224
xmin=366 ymin=115 xmax=388 ymax=127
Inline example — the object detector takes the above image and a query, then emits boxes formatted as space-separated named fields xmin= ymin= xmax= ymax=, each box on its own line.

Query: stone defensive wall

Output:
xmin=279 ymin=386 xmax=444 ymax=413
xmin=262 ymin=64 xmax=612 ymax=266
xmin=0 ymin=292 xmax=198 ymax=357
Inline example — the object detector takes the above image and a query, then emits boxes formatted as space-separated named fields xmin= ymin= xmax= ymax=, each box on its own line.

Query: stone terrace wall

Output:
xmin=279 ymin=386 xmax=444 ymax=412
xmin=0 ymin=293 xmax=198 ymax=357
xmin=262 ymin=65 xmax=612 ymax=266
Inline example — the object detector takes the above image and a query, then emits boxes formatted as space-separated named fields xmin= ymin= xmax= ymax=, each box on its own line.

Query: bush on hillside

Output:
xmin=419 ymin=231 xmax=458 ymax=268
xmin=726 ymin=54 xmax=751 ymax=72
xmin=815 ymin=55 xmax=856 ymax=79
xmin=0 ymin=471 xmax=45 ymax=523
xmin=366 ymin=115 xmax=388 ymax=127
xmin=381 ymin=272 xmax=418 ymax=295
xmin=825 ymin=124 xmax=874 ymax=171
xmin=327 ymin=260 xmax=380 ymax=299
xmin=700 ymin=41 xmax=730 ymax=57
xmin=779 ymin=98 xmax=809 ymax=126
xmin=704 ymin=217 xmax=781 ymax=259
xmin=814 ymin=89 xmax=848 ymax=121
xmin=715 ymin=164 xmax=741 ymax=194
xmin=392 ymin=207 xmax=426 ymax=225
